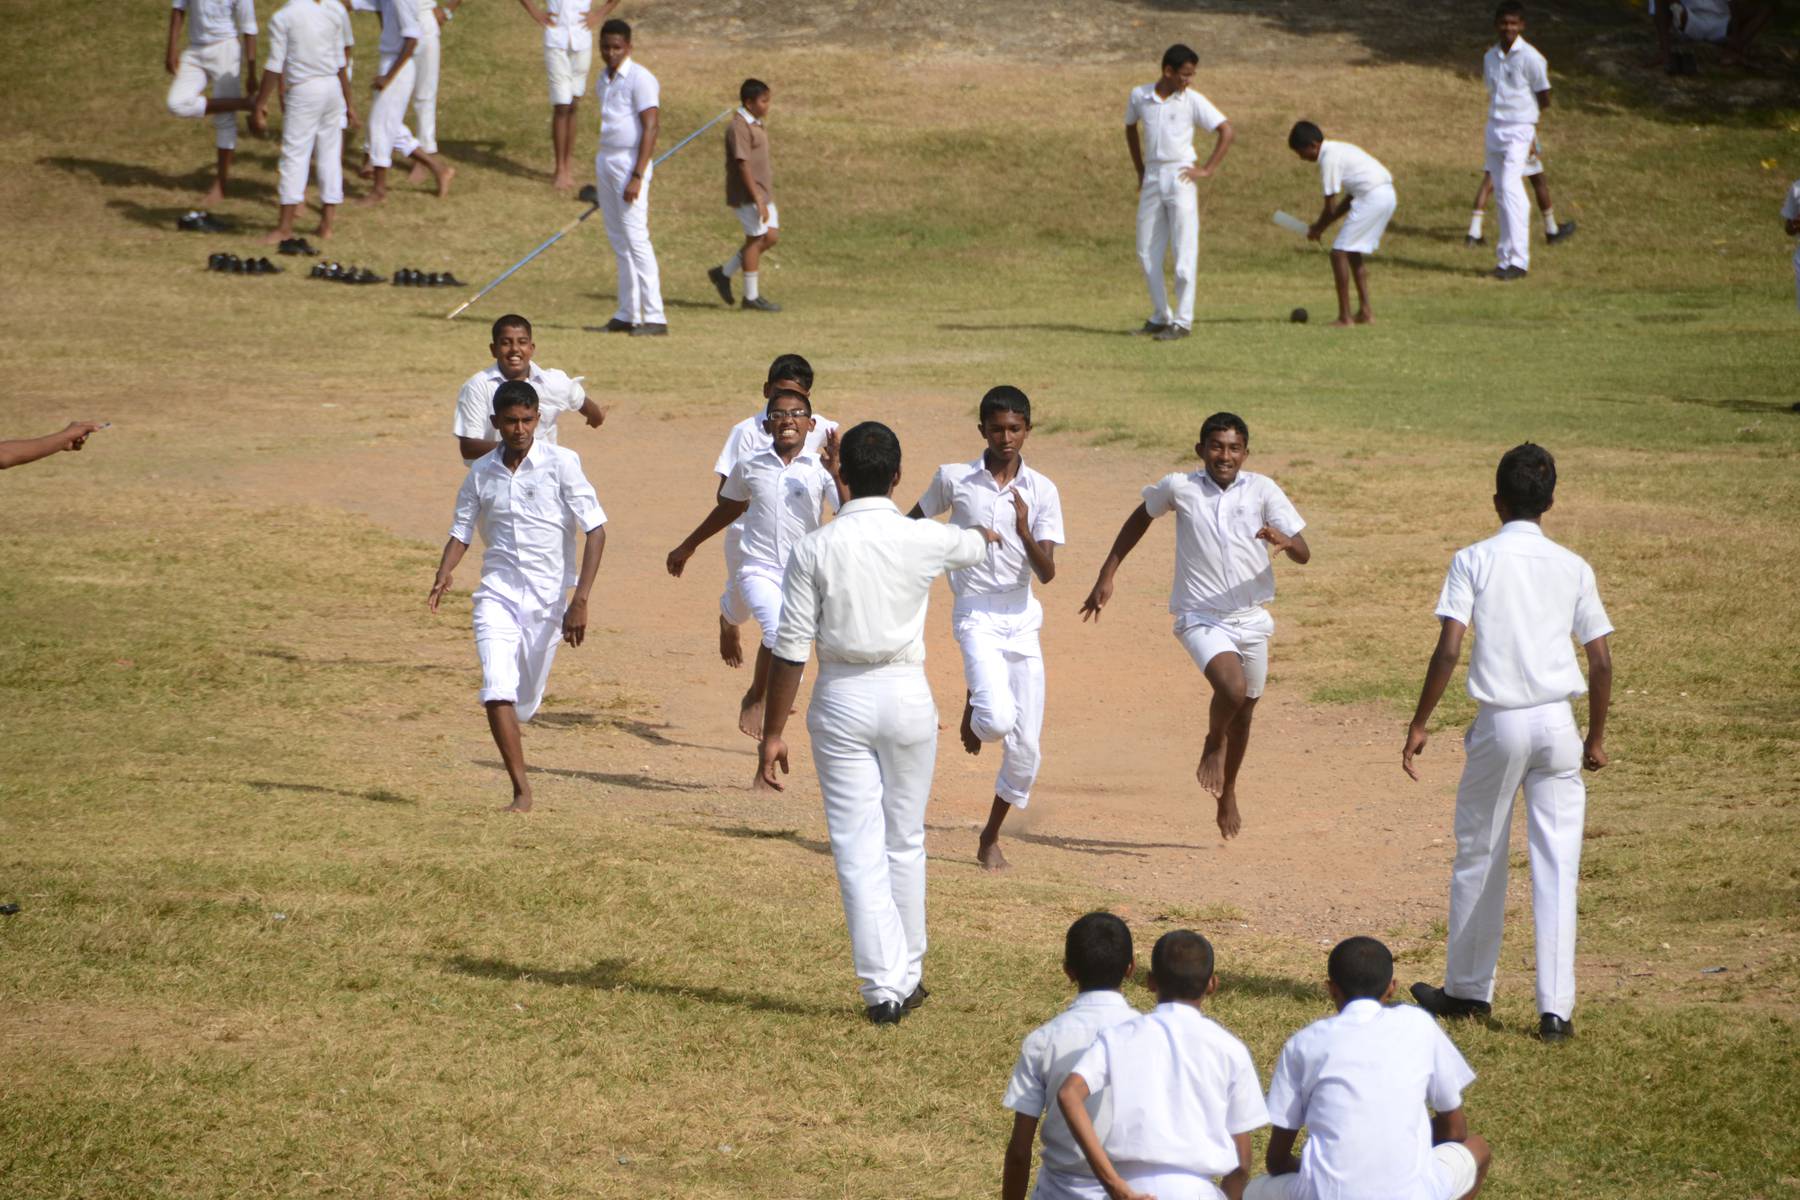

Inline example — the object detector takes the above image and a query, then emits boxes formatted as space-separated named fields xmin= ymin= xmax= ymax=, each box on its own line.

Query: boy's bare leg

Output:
xmin=316 ymin=202 xmax=336 ymax=239
xmin=551 ymin=104 xmax=575 ymax=189
xmin=1329 ymin=250 xmax=1354 ymax=326
xmin=1197 ymin=650 xmax=1248 ymax=808
xmin=1529 ymin=174 xmax=1553 ymax=212
xmin=1216 ymin=696 xmax=1258 ymax=840
xmin=738 ymin=644 xmax=773 ymax=739
xmin=485 ymin=700 xmax=534 ymax=812
xmin=358 ymin=165 xmax=390 ymax=205
xmin=718 ymin=614 xmax=744 ymax=667
xmin=408 ymin=160 xmax=429 ymax=183
xmin=262 ymin=203 xmax=300 ymax=244
xmin=959 ymin=691 xmax=981 ymax=754
xmin=1350 ymin=253 xmax=1374 ymax=324
xmin=1472 ymin=173 xmax=1494 ymax=213
xmin=203 ymin=147 xmax=235 ymax=206
xmin=407 ymin=150 xmax=456 ymax=198
xmin=742 ymin=232 xmax=765 ymax=274
xmin=977 ymin=795 xmax=1012 ymax=871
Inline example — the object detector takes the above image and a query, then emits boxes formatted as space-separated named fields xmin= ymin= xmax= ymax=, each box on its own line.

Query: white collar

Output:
xmin=1338 ymin=998 xmax=1384 ymax=1024
xmin=1068 ymin=990 xmax=1134 ymax=1011
xmin=839 ymin=496 xmax=899 ymax=517
xmin=606 ymin=56 xmax=634 ymax=81
xmin=478 ymin=437 xmax=552 ymax=475
xmin=1198 ymin=468 xmax=1246 ymax=493
xmin=483 ymin=361 xmax=546 ymax=384
xmin=736 ymin=105 xmax=762 ymax=126
xmin=750 ymin=444 xmax=820 ymax=469
xmin=970 ymin=453 xmax=1031 ymax=487
xmin=1499 ymin=519 xmax=1545 ymax=537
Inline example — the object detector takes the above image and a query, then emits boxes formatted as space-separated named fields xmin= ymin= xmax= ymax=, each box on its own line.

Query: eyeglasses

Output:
xmin=767 ymin=409 xmax=812 ymax=424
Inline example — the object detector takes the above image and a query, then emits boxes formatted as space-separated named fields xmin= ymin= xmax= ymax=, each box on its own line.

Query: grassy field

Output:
xmin=3 ymin=1 xmax=1799 ymax=1197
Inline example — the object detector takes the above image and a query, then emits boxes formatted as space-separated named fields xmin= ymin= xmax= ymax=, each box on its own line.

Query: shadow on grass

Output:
xmin=475 ymin=759 xmax=711 ymax=792
xmin=1220 ymin=971 xmax=1324 ymax=1004
xmin=1007 ymin=830 xmax=1212 ymax=858
xmin=712 ymin=824 xmax=832 ymax=856
xmin=579 ymin=292 xmax=728 ymax=313
xmin=248 ymin=780 xmax=417 ymax=804
xmin=939 ymin=321 xmax=1131 ymax=337
xmin=46 ymin=154 xmax=281 ymax=204
xmin=1379 ymin=255 xmax=1488 ymax=279
xmin=444 ymin=953 xmax=838 ymax=1016
xmin=436 ymin=139 xmax=548 ymax=183
xmin=1674 ymin=396 xmax=1800 ymax=415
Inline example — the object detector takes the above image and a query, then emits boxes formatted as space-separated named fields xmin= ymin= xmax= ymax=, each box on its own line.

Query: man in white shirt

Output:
xmin=756 ymin=422 xmax=996 ymax=1024
xmin=519 ymin=0 xmax=615 ymax=190
xmin=165 ymin=0 xmax=259 ymax=207
xmin=1123 ymin=44 xmax=1235 ymax=342
xmin=1247 ymin=938 xmax=1491 ymax=1200
xmin=250 ymin=0 xmax=358 ymax=245
xmin=452 ymin=314 xmax=604 ymax=466
xmin=1287 ymin=122 xmax=1397 ymax=327
xmin=594 ymin=20 xmax=667 ymax=335
xmin=1081 ymin=413 xmax=1309 ymax=841
xmin=1058 ymin=931 xmax=1268 ymax=1200
xmin=1781 ymin=178 xmax=1800 ymax=312
xmin=359 ymin=0 xmax=454 ymax=204
xmin=1402 ymin=442 xmax=1613 ymax=1044
xmin=1001 ymin=913 xmax=1140 ymax=1200
xmin=910 ymin=386 xmax=1065 ymax=872
xmin=430 ymin=380 xmax=608 ymax=813
xmin=1482 ymin=3 xmax=1554 ymax=280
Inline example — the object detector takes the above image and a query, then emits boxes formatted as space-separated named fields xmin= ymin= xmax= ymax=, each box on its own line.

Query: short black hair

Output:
xmin=766 ymin=353 xmax=814 ymax=391
xmin=740 ymin=78 xmax=770 ymax=104
xmin=599 ymin=17 xmax=630 ymax=39
xmin=978 ymin=385 xmax=1031 ymax=426
xmin=1065 ymin=912 xmax=1133 ymax=991
xmin=1494 ymin=1 xmax=1525 ymax=19
xmin=1496 ymin=442 xmax=1556 ymax=518
xmin=1200 ymin=411 xmax=1250 ymax=448
xmin=491 ymin=313 xmax=531 ymax=342
xmin=1162 ymin=43 xmax=1199 ymax=71
xmin=1327 ymin=936 xmax=1394 ymax=1001
xmin=1288 ymin=121 xmax=1324 ymax=151
xmin=839 ymin=422 xmax=901 ymax=498
xmin=1149 ymin=929 xmax=1215 ymax=1001
xmin=493 ymin=379 xmax=539 ymax=413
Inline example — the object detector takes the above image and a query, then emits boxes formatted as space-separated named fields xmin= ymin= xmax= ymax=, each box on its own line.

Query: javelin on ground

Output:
xmin=446 ymin=108 xmax=734 ymax=321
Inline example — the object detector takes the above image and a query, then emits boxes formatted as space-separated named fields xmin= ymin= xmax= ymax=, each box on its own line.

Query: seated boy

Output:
xmin=453 ymin=313 xmax=604 ymax=465
xmin=1245 ymin=937 xmax=1491 ymax=1200
xmin=1001 ymin=912 xmax=1140 ymax=1200
xmin=1058 ymin=930 xmax=1268 ymax=1200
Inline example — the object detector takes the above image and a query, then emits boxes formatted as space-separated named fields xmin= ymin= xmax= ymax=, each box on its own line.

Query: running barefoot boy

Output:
xmin=1081 ymin=413 xmax=1309 ymax=839
xmin=452 ymin=314 xmax=604 ymax=466
xmin=668 ymin=386 xmax=847 ymax=739
xmin=910 ymin=386 xmax=1064 ymax=872
xmin=1287 ymin=121 xmax=1396 ymax=327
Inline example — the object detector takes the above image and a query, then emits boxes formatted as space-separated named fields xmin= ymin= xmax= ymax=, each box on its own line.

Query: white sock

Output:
xmin=1468 ymin=210 xmax=1485 ymax=239
xmin=1542 ymin=207 xmax=1559 ymax=236
xmin=721 ymin=252 xmax=743 ymax=278
xmin=744 ymin=271 xmax=759 ymax=301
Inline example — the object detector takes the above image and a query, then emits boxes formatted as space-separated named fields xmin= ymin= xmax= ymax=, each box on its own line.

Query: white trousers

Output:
xmin=473 ymin=588 xmax=565 ymax=722
xmin=368 ymin=54 xmax=420 ymax=168
xmin=167 ymin=40 xmax=243 ymax=150
xmin=809 ymin=662 xmax=938 ymax=1007
xmin=953 ymin=590 xmax=1046 ymax=806
xmin=277 ymin=77 xmax=346 ymax=206
xmin=1136 ymin=163 xmax=1200 ymax=328
xmin=596 ymin=152 xmax=665 ymax=324
xmin=1445 ymin=700 xmax=1586 ymax=1020
xmin=1243 ymin=1143 xmax=1478 ymax=1200
xmin=1334 ymin=182 xmax=1398 ymax=255
xmin=737 ymin=563 xmax=786 ymax=650
xmin=1484 ymin=121 xmax=1536 ymax=272
xmin=410 ymin=31 xmax=441 ymax=154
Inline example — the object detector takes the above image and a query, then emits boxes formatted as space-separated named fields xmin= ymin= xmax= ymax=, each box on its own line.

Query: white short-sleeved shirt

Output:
xmin=773 ymin=498 xmax=988 ymax=666
xmin=265 ymin=0 xmax=347 ymax=85
xmin=1141 ymin=469 xmax=1305 ymax=616
xmin=448 ymin=440 xmax=607 ymax=606
xmin=1484 ymin=38 xmax=1550 ymax=125
xmin=714 ymin=405 xmax=837 ymax=478
xmin=1067 ymin=1002 xmax=1268 ymax=1178
xmin=598 ymin=58 xmax=659 ymax=155
xmin=915 ymin=457 xmax=1065 ymax=598
xmin=453 ymin=364 xmax=586 ymax=463
xmin=1265 ymin=1000 xmax=1477 ymax=1200
xmin=1317 ymin=140 xmax=1392 ymax=199
xmin=544 ymin=0 xmax=593 ymax=53
xmin=332 ymin=0 xmax=354 ymax=47
xmin=370 ymin=0 xmax=420 ymax=58
xmin=1003 ymin=991 xmax=1140 ymax=1177
xmin=720 ymin=448 xmax=837 ymax=573
xmin=1435 ymin=520 xmax=1613 ymax=710
xmin=175 ymin=0 xmax=258 ymax=47
xmin=1125 ymin=84 xmax=1227 ymax=167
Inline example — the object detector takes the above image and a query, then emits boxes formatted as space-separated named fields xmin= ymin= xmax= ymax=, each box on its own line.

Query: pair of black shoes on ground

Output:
xmin=393 ymin=268 xmax=465 ymax=288
xmin=600 ymin=317 xmax=669 ymax=337
xmin=706 ymin=266 xmax=782 ymax=311
xmin=178 ymin=210 xmax=233 ymax=233
xmin=309 ymin=261 xmax=384 ymax=284
xmin=277 ymin=237 xmax=319 ymax=257
xmin=209 ymin=253 xmax=280 ymax=274
xmin=1410 ymin=982 xmax=1573 ymax=1043
xmin=866 ymin=982 xmax=929 ymax=1026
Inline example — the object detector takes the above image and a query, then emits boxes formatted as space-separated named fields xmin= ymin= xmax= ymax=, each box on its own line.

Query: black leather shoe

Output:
xmin=177 ymin=210 xmax=231 ymax=233
xmin=354 ymin=267 xmax=385 ymax=284
xmin=208 ymin=253 xmax=227 ymax=271
xmin=577 ymin=183 xmax=599 ymax=204
xmin=393 ymin=268 xmax=411 ymax=286
xmin=439 ymin=272 xmax=465 ymax=288
xmin=742 ymin=296 xmax=782 ymax=312
xmin=226 ymin=254 xmax=245 ymax=273
xmin=1410 ymin=982 xmax=1492 ymax=1021
xmin=255 ymin=257 xmax=281 ymax=274
xmin=866 ymin=1000 xmax=905 ymax=1026
xmin=1153 ymin=324 xmax=1191 ymax=341
xmin=707 ymin=265 xmax=734 ymax=305
xmin=629 ymin=322 xmax=669 ymax=337
xmin=902 ymin=983 xmax=929 ymax=1012
xmin=602 ymin=317 xmax=634 ymax=333
xmin=1132 ymin=320 xmax=1170 ymax=336
xmin=1545 ymin=220 xmax=1578 ymax=245
xmin=1535 ymin=1013 xmax=1574 ymax=1043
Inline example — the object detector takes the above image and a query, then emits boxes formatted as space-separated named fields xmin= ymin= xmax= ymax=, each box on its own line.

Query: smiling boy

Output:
xmin=452 ymin=313 xmax=605 ymax=466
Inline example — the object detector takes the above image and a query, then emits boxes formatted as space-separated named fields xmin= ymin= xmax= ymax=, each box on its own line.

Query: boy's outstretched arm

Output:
xmin=0 ymin=422 xmax=104 ymax=469
xmin=563 ymin=525 xmax=606 ymax=646
xmin=428 ymin=537 xmax=470 ymax=611
xmin=666 ymin=498 xmax=749 ymax=576
xmin=1402 ymin=617 xmax=1466 ymax=779
xmin=1079 ymin=503 xmax=1153 ymax=621
xmin=1581 ymin=634 xmax=1611 ymax=770
xmin=1264 ymin=1126 xmax=1302 ymax=1176
xmin=1000 ymin=1112 xmax=1038 ymax=1200
xmin=1056 ymin=1075 xmax=1152 ymax=1200
xmin=1257 ymin=527 xmax=1310 ymax=564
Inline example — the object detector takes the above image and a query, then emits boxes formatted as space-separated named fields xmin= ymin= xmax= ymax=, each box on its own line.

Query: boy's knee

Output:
xmin=761 ymin=228 xmax=780 ymax=249
xmin=972 ymin=697 xmax=1018 ymax=742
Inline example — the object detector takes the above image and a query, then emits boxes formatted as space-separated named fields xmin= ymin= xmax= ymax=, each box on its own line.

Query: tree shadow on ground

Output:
xmin=939 ymin=321 xmax=1133 ymax=338
xmin=443 ymin=953 xmax=837 ymax=1016
xmin=247 ymin=779 xmax=418 ymax=804
xmin=711 ymin=824 xmax=832 ymax=856
xmin=1220 ymin=971 xmax=1324 ymax=1004
xmin=1007 ymin=830 xmax=1212 ymax=858
xmin=436 ymin=138 xmax=549 ymax=184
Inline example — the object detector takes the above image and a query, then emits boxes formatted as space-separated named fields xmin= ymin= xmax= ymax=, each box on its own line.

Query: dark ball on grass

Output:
xmin=1290 ymin=307 xmax=1308 ymax=324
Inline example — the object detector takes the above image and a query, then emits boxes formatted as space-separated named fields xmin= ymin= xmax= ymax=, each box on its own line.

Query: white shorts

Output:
xmin=736 ymin=563 xmax=786 ymax=650
xmin=1483 ymin=147 xmax=1543 ymax=176
xmin=1333 ymin=182 xmax=1396 ymax=254
xmin=545 ymin=44 xmax=592 ymax=105
xmin=1243 ymin=1143 xmax=1479 ymax=1200
xmin=1176 ymin=607 xmax=1275 ymax=699
xmin=734 ymin=202 xmax=779 ymax=237
xmin=1670 ymin=0 xmax=1731 ymax=42
xmin=473 ymin=588 xmax=565 ymax=723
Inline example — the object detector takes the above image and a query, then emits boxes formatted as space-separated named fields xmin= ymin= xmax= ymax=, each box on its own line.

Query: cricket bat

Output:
xmin=1272 ymin=211 xmax=1310 ymax=236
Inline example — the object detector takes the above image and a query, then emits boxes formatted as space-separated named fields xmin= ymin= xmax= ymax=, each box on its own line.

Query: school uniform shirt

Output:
xmin=773 ymin=498 xmax=987 ymax=666
xmin=1483 ymin=38 xmax=1549 ymax=125
xmin=332 ymin=0 xmax=353 ymax=49
xmin=265 ymin=0 xmax=348 ymax=85
xmin=175 ymin=0 xmax=258 ymax=47
xmin=1142 ymin=469 xmax=1305 ymax=615
xmin=1435 ymin=520 xmax=1612 ymax=710
xmin=714 ymin=406 xmax=837 ymax=477
xmin=597 ymin=57 xmax=658 ymax=156
xmin=724 ymin=106 xmax=773 ymax=207
xmin=1264 ymin=1000 xmax=1477 ymax=1200
xmin=449 ymin=440 xmax=606 ymax=606
xmin=1002 ymin=991 xmax=1140 ymax=1177
xmin=453 ymin=364 xmax=587 ymax=462
xmin=1316 ymin=140 xmax=1391 ymax=198
xmin=915 ymin=458 xmax=1065 ymax=598
xmin=1124 ymin=84 xmax=1227 ymax=166
xmin=543 ymin=0 xmax=594 ymax=52
xmin=1067 ymin=1002 xmax=1269 ymax=1178
xmin=719 ymin=447 xmax=836 ymax=573
xmin=371 ymin=0 xmax=421 ymax=58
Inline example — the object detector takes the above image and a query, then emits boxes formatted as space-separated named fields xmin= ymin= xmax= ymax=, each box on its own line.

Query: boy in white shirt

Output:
xmin=668 ymin=386 xmax=846 ymax=738
xmin=518 ymin=0 xmax=616 ymax=190
xmin=429 ymin=381 xmax=608 ymax=812
xmin=250 ymin=0 xmax=358 ymax=245
xmin=1782 ymin=178 xmax=1800 ymax=311
xmin=1403 ymin=443 xmax=1613 ymax=1044
xmin=1058 ymin=931 xmax=1267 ymax=1200
xmin=1080 ymin=413 xmax=1309 ymax=840
xmin=594 ymin=19 xmax=666 ymax=335
xmin=452 ymin=314 xmax=605 ymax=466
xmin=165 ymin=0 xmax=260 ymax=207
xmin=1481 ymin=3 xmax=1554 ymax=281
xmin=910 ymin=386 xmax=1065 ymax=871
xmin=1001 ymin=913 xmax=1139 ymax=1200
xmin=1287 ymin=122 xmax=1397 ymax=327
xmin=359 ymin=0 xmax=455 ymax=204
xmin=1123 ymin=44 xmax=1235 ymax=341
xmin=1246 ymin=938 xmax=1492 ymax=1200
xmin=1465 ymin=145 xmax=1573 ymax=249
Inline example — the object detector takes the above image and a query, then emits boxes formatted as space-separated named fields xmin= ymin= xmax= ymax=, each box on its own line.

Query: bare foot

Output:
xmin=436 ymin=166 xmax=456 ymax=199
xmin=354 ymin=191 xmax=387 ymax=207
xmin=408 ymin=161 xmax=429 ymax=184
xmin=719 ymin=618 xmax=744 ymax=668
xmin=738 ymin=695 xmax=764 ymax=741
xmin=259 ymin=229 xmax=287 ymax=245
xmin=1215 ymin=788 xmax=1242 ymax=840
xmin=356 ymin=160 xmax=374 ymax=180
xmin=977 ymin=835 xmax=1010 ymax=872
xmin=552 ymin=173 xmax=575 ymax=192
xmin=199 ymin=183 xmax=225 ymax=206
xmin=959 ymin=693 xmax=981 ymax=755
xmin=316 ymin=222 xmax=334 ymax=240
xmin=1329 ymin=317 xmax=1353 ymax=328
xmin=502 ymin=792 xmax=534 ymax=813
xmin=1354 ymin=312 xmax=1374 ymax=325
xmin=1195 ymin=740 xmax=1227 ymax=797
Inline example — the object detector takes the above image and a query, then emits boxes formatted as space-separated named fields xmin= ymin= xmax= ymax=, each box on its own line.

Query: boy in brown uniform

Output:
xmin=707 ymin=79 xmax=782 ymax=313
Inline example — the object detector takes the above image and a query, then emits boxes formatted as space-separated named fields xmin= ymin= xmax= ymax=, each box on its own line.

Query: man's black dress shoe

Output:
xmin=1535 ymin=1014 xmax=1574 ymax=1043
xmin=866 ymin=1001 xmax=905 ymax=1026
xmin=1410 ymin=982 xmax=1492 ymax=1020
xmin=902 ymin=983 xmax=929 ymax=1012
